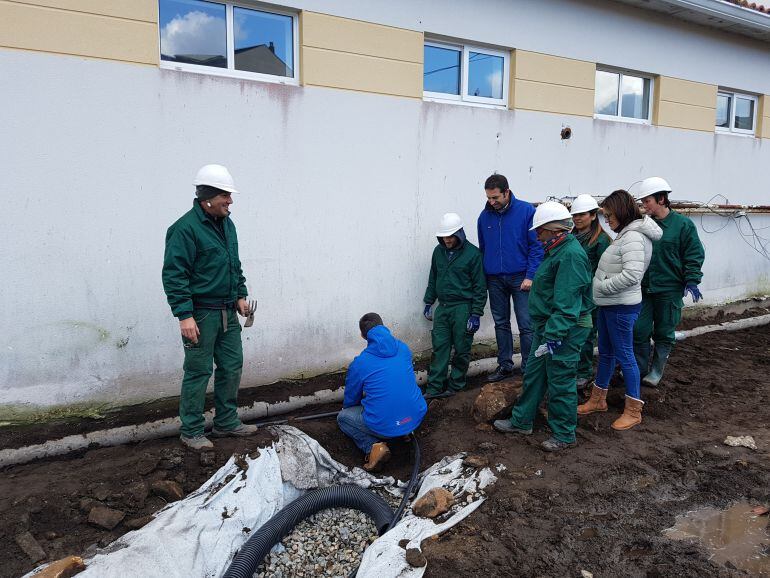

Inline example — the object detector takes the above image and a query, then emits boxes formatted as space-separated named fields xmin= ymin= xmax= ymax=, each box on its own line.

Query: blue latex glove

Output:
xmin=423 ymin=304 xmax=433 ymax=321
xmin=684 ymin=283 xmax=702 ymax=303
xmin=546 ymin=340 xmax=562 ymax=355
xmin=466 ymin=315 xmax=481 ymax=334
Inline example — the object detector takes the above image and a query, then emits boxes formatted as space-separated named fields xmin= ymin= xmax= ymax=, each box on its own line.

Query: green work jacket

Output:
xmin=162 ymin=200 xmax=247 ymax=320
xmin=577 ymin=230 xmax=612 ymax=276
xmin=642 ymin=210 xmax=705 ymax=295
xmin=423 ymin=240 xmax=487 ymax=316
xmin=528 ymin=235 xmax=593 ymax=342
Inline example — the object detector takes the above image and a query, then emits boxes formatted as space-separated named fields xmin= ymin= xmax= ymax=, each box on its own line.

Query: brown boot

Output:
xmin=611 ymin=396 xmax=644 ymax=430
xmin=577 ymin=384 xmax=608 ymax=416
xmin=363 ymin=442 xmax=391 ymax=471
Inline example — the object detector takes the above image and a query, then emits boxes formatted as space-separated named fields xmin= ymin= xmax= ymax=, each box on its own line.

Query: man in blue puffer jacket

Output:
xmin=338 ymin=313 xmax=427 ymax=471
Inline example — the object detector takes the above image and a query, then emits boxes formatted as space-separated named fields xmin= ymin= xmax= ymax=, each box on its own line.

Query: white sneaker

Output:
xmin=180 ymin=434 xmax=214 ymax=450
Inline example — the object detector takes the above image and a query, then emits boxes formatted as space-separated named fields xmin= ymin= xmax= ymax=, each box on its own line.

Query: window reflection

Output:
xmin=716 ymin=94 xmax=731 ymax=128
xmin=734 ymin=97 xmax=754 ymax=130
xmin=424 ymin=45 xmax=461 ymax=95
xmin=468 ymin=52 xmax=503 ymax=99
xmin=160 ymin=0 xmax=227 ymax=68
xmin=620 ymin=75 xmax=649 ymax=119
xmin=595 ymin=71 xmax=619 ymax=116
xmin=234 ymin=7 xmax=293 ymax=77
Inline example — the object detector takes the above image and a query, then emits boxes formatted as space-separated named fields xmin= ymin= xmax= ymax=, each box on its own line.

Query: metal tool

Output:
xmin=244 ymin=299 xmax=257 ymax=328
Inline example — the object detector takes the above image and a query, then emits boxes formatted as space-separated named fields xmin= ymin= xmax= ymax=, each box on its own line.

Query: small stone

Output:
xmin=15 ymin=531 xmax=46 ymax=562
xmin=398 ymin=538 xmax=410 ymax=549
xmin=481 ymin=531 xmax=494 ymax=542
xmin=44 ymin=531 xmax=59 ymax=540
xmin=79 ymin=498 xmax=98 ymax=513
xmin=91 ymin=484 xmax=110 ymax=502
xmin=88 ymin=506 xmax=125 ymax=530
xmin=124 ymin=516 xmax=154 ymax=530
xmin=126 ymin=481 xmax=149 ymax=506
xmin=463 ymin=455 xmax=489 ymax=468
xmin=478 ymin=441 xmax=498 ymax=452
xmin=150 ymin=480 xmax=184 ymax=502
xmin=412 ymin=488 xmax=455 ymax=518
xmin=405 ymin=547 xmax=427 ymax=568
xmin=471 ymin=382 xmax=522 ymax=423
xmin=581 ymin=571 xmax=594 ymax=578
xmin=200 ymin=451 xmax=216 ymax=466
xmin=136 ymin=455 xmax=160 ymax=475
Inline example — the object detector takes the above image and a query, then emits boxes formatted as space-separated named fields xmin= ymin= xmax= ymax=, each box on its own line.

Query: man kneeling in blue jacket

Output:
xmin=338 ymin=313 xmax=428 ymax=471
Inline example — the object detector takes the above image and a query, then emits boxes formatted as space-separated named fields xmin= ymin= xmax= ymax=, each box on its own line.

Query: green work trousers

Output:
xmin=577 ymin=309 xmax=598 ymax=379
xmin=180 ymin=308 xmax=243 ymax=437
xmin=427 ymin=302 xmax=474 ymax=395
xmin=509 ymin=325 xmax=590 ymax=443
xmin=633 ymin=292 xmax=683 ymax=348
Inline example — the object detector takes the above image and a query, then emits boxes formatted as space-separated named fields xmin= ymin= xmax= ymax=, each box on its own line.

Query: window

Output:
xmin=423 ymin=41 xmax=509 ymax=107
xmin=159 ymin=0 xmax=297 ymax=83
xmin=716 ymin=90 xmax=757 ymax=135
xmin=594 ymin=69 xmax=652 ymax=123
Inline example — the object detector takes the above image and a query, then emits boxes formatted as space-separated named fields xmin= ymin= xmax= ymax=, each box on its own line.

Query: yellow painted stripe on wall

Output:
xmin=302 ymin=46 xmax=422 ymax=98
xmin=654 ymin=76 xmax=716 ymax=132
xmin=513 ymin=79 xmax=594 ymax=117
xmin=656 ymin=100 xmax=716 ymax=132
xmin=657 ymin=76 xmax=716 ymax=109
xmin=302 ymin=11 xmax=421 ymax=64
xmin=514 ymin=50 xmax=594 ymax=90
xmin=758 ymin=95 xmax=770 ymax=139
xmin=8 ymin=0 xmax=156 ymax=22
xmin=0 ymin=0 xmax=158 ymax=64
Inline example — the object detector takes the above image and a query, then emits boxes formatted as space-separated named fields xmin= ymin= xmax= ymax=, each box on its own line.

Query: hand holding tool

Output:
xmin=244 ymin=299 xmax=257 ymax=328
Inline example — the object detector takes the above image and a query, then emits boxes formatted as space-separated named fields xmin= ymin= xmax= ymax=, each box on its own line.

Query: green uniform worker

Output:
xmin=633 ymin=177 xmax=705 ymax=387
xmin=494 ymin=202 xmax=592 ymax=452
xmin=423 ymin=213 xmax=487 ymax=395
xmin=162 ymin=164 xmax=258 ymax=451
xmin=569 ymin=194 xmax=612 ymax=389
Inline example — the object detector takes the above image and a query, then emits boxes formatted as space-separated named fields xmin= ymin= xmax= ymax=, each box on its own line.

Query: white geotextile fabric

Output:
xmin=23 ymin=425 xmax=495 ymax=578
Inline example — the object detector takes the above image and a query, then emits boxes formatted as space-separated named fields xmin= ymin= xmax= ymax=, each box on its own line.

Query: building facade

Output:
xmin=1 ymin=0 xmax=769 ymax=412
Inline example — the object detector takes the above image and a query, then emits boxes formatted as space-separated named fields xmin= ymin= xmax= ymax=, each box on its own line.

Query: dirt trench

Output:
xmin=2 ymin=322 xmax=770 ymax=578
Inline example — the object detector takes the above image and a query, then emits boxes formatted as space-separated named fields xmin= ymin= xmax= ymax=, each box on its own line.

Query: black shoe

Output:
xmin=486 ymin=366 xmax=514 ymax=383
xmin=492 ymin=420 xmax=533 ymax=435
xmin=541 ymin=437 xmax=577 ymax=452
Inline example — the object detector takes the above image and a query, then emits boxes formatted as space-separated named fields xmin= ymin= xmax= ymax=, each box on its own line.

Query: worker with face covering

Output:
xmin=570 ymin=194 xmax=612 ymax=395
xmin=493 ymin=202 xmax=592 ymax=452
xmin=423 ymin=213 xmax=487 ymax=396
xmin=633 ymin=177 xmax=705 ymax=387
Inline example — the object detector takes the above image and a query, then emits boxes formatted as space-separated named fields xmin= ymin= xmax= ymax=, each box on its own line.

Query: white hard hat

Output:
xmin=436 ymin=213 xmax=463 ymax=237
xmin=569 ymin=194 xmax=599 ymax=215
xmin=193 ymin=164 xmax=238 ymax=194
xmin=633 ymin=176 xmax=671 ymax=201
xmin=530 ymin=201 xmax=572 ymax=230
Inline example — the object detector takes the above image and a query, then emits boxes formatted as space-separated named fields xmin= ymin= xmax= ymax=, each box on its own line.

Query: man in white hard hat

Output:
xmin=632 ymin=177 xmax=705 ymax=387
xmin=162 ymin=164 xmax=257 ymax=451
xmin=423 ymin=213 xmax=487 ymax=395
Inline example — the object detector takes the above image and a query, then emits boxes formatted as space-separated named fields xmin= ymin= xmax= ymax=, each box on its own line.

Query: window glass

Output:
xmin=424 ymin=45 xmax=461 ymax=95
xmin=716 ymin=94 xmax=731 ymax=128
xmin=595 ymin=71 xmax=619 ymax=116
xmin=234 ymin=7 xmax=293 ymax=77
xmin=468 ymin=52 xmax=504 ymax=99
xmin=734 ymin=97 xmax=754 ymax=130
xmin=159 ymin=0 xmax=227 ymax=68
xmin=620 ymin=75 xmax=650 ymax=120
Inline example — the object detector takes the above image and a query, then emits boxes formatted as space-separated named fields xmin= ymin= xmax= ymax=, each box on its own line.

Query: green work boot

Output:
xmin=493 ymin=420 xmax=533 ymax=435
xmin=634 ymin=341 xmax=651 ymax=380
xmin=641 ymin=344 xmax=672 ymax=388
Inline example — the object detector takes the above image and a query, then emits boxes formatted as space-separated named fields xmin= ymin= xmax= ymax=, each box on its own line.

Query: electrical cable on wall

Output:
xmin=698 ymin=194 xmax=770 ymax=262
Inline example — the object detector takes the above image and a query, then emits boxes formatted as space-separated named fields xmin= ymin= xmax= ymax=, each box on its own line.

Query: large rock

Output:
xmin=412 ymin=488 xmax=455 ymax=518
xmin=150 ymin=480 xmax=184 ymax=502
xmin=31 ymin=555 xmax=85 ymax=578
xmin=88 ymin=506 xmax=125 ymax=530
xmin=471 ymin=382 xmax=521 ymax=423
xmin=15 ymin=531 xmax=46 ymax=562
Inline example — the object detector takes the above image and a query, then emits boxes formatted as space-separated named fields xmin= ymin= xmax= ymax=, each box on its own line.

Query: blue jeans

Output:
xmin=595 ymin=304 xmax=642 ymax=400
xmin=487 ymin=273 xmax=533 ymax=373
xmin=337 ymin=405 xmax=382 ymax=454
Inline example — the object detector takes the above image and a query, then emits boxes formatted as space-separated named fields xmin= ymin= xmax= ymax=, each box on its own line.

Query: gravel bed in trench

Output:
xmin=254 ymin=490 xmax=402 ymax=578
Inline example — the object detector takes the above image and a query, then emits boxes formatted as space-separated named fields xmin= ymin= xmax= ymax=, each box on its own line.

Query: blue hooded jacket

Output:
xmin=343 ymin=325 xmax=427 ymax=438
xmin=477 ymin=195 xmax=544 ymax=279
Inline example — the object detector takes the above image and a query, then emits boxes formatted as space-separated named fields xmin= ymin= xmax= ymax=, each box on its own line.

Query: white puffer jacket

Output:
xmin=593 ymin=216 xmax=663 ymax=306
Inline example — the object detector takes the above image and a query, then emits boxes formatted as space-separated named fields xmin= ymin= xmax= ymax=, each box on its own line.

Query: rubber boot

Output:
xmin=641 ymin=343 xmax=672 ymax=387
xmin=611 ymin=396 xmax=644 ymax=430
xmin=577 ymin=384 xmax=608 ymax=416
xmin=364 ymin=442 xmax=391 ymax=471
xmin=634 ymin=341 xmax=651 ymax=380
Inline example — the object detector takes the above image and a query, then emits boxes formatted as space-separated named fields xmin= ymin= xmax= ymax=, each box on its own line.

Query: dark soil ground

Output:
xmin=2 ymin=319 xmax=770 ymax=577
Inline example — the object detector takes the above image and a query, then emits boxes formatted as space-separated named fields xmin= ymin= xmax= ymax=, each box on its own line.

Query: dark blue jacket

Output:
xmin=343 ymin=325 xmax=427 ymax=438
xmin=477 ymin=196 xmax=543 ymax=279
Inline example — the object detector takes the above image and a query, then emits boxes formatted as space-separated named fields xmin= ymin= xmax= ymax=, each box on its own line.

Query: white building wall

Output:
xmin=1 ymin=0 xmax=769 ymax=410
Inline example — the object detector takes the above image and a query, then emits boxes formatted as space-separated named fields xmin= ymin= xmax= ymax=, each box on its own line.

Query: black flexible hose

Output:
xmin=222 ymin=485 xmax=393 ymax=578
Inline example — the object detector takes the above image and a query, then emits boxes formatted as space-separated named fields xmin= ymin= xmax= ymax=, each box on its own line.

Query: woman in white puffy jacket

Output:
xmin=577 ymin=190 xmax=662 ymax=430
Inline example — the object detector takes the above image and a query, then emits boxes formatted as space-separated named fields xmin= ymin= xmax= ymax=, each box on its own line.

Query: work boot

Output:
xmin=541 ymin=437 xmax=577 ymax=452
xmin=577 ymin=384 xmax=608 ymax=416
xmin=641 ymin=343 xmax=672 ymax=387
xmin=363 ymin=442 xmax=391 ymax=471
xmin=486 ymin=366 xmax=514 ymax=383
xmin=634 ymin=341 xmax=651 ymax=379
xmin=492 ymin=419 xmax=533 ymax=435
xmin=611 ymin=396 xmax=644 ymax=430
xmin=180 ymin=434 xmax=214 ymax=451
xmin=211 ymin=423 xmax=259 ymax=437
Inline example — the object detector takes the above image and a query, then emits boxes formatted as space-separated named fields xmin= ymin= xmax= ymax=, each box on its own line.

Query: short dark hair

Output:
xmin=484 ymin=174 xmax=509 ymax=193
xmin=652 ymin=191 xmax=671 ymax=208
xmin=600 ymin=189 xmax=642 ymax=232
xmin=359 ymin=312 xmax=383 ymax=338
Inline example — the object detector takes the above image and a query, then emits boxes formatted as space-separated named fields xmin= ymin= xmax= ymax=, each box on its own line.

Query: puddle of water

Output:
xmin=663 ymin=502 xmax=770 ymax=575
